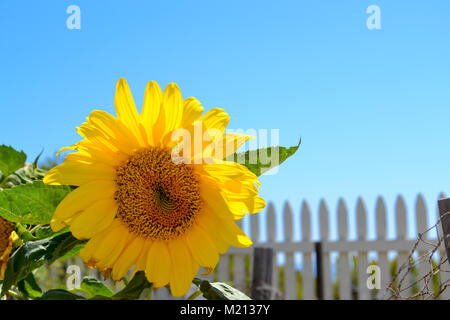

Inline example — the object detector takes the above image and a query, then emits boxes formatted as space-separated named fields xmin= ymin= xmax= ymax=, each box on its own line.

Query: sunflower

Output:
xmin=0 ymin=217 xmax=18 ymax=280
xmin=44 ymin=78 xmax=265 ymax=297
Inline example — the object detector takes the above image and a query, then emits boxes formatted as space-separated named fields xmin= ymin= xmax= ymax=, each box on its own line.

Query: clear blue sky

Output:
xmin=1 ymin=1 xmax=449 ymax=243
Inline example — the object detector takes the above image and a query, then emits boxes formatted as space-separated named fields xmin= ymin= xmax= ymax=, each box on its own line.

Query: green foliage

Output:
xmin=0 ymin=232 xmax=85 ymax=296
xmin=193 ymin=278 xmax=251 ymax=300
xmin=17 ymin=273 xmax=42 ymax=299
xmin=110 ymin=271 xmax=153 ymax=300
xmin=59 ymin=243 xmax=85 ymax=261
xmin=1 ymin=166 xmax=47 ymax=189
xmin=80 ymin=277 xmax=113 ymax=298
xmin=230 ymin=139 xmax=301 ymax=176
xmin=0 ymin=181 xmax=71 ymax=225
xmin=34 ymin=225 xmax=68 ymax=240
xmin=0 ymin=145 xmax=26 ymax=180
xmin=36 ymin=289 xmax=86 ymax=300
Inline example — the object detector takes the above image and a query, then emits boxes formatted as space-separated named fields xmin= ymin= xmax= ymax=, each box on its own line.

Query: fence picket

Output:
xmin=375 ymin=196 xmax=390 ymax=299
xmin=319 ymin=199 xmax=332 ymax=300
xmin=300 ymin=200 xmax=314 ymax=300
xmin=233 ymin=220 xmax=247 ymax=293
xmin=415 ymin=194 xmax=429 ymax=297
xmin=250 ymin=212 xmax=260 ymax=244
xmin=356 ymin=197 xmax=370 ymax=300
xmin=395 ymin=195 xmax=413 ymax=298
xmin=266 ymin=202 xmax=278 ymax=298
xmin=218 ymin=255 xmax=230 ymax=283
xmin=249 ymin=213 xmax=260 ymax=283
xmin=337 ymin=198 xmax=351 ymax=300
xmin=283 ymin=202 xmax=296 ymax=299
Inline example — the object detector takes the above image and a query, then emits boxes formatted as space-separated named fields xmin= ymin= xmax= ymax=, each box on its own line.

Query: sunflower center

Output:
xmin=114 ymin=147 xmax=201 ymax=240
xmin=0 ymin=217 xmax=14 ymax=256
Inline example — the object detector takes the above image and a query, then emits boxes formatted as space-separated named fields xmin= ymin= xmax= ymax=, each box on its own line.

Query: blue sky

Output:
xmin=1 ymin=1 xmax=449 ymax=243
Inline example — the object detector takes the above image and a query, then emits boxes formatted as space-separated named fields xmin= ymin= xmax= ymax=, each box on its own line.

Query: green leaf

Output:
xmin=1 ymin=165 xmax=47 ymax=189
xmin=0 ymin=145 xmax=26 ymax=178
xmin=36 ymin=289 xmax=86 ymax=300
xmin=59 ymin=243 xmax=85 ymax=260
xmin=112 ymin=271 xmax=152 ymax=300
xmin=80 ymin=277 xmax=113 ymax=298
xmin=34 ymin=225 xmax=68 ymax=240
xmin=229 ymin=139 xmax=301 ymax=177
xmin=0 ymin=232 xmax=86 ymax=296
xmin=0 ymin=181 xmax=71 ymax=224
xmin=17 ymin=273 xmax=42 ymax=299
xmin=193 ymin=278 xmax=251 ymax=300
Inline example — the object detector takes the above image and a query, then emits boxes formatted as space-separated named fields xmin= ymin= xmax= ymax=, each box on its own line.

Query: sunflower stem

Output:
xmin=29 ymin=225 xmax=41 ymax=235
xmin=7 ymin=290 xmax=28 ymax=300
xmin=186 ymin=289 xmax=202 ymax=300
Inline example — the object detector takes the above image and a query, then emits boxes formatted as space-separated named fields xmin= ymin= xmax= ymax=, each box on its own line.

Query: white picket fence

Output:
xmin=152 ymin=193 xmax=450 ymax=300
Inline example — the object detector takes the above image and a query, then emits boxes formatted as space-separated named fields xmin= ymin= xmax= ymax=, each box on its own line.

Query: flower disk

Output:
xmin=0 ymin=217 xmax=17 ymax=280
xmin=115 ymin=147 xmax=201 ymax=241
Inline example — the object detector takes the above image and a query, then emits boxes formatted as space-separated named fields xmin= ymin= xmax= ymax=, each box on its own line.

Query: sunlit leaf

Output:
xmin=80 ymin=277 xmax=113 ymax=298
xmin=1 ymin=165 xmax=47 ymax=189
xmin=0 ymin=145 xmax=26 ymax=178
xmin=229 ymin=139 xmax=301 ymax=176
xmin=36 ymin=289 xmax=85 ymax=300
xmin=193 ymin=278 xmax=251 ymax=300
xmin=111 ymin=271 xmax=152 ymax=300
xmin=0 ymin=181 xmax=71 ymax=224
xmin=0 ymin=232 xmax=86 ymax=296
xmin=17 ymin=273 xmax=42 ymax=299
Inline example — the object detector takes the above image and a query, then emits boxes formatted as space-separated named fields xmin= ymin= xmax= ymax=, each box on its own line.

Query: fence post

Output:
xmin=251 ymin=247 xmax=273 ymax=299
xmin=438 ymin=198 xmax=450 ymax=266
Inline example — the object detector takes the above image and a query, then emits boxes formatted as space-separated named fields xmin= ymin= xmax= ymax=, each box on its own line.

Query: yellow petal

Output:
xmin=79 ymin=227 xmax=111 ymax=263
xmin=196 ymin=213 xmax=230 ymax=254
xmin=210 ymin=133 xmax=253 ymax=160
xmin=51 ymin=180 xmax=117 ymax=231
xmin=186 ymin=224 xmax=219 ymax=269
xmin=145 ymin=241 xmax=171 ymax=287
xmin=112 ymin=235 xmax=145 ymax=281
xmin=153 ymin=83 xmax=183 ymax=144
xmin=199 ymin=211 xmax=252 ymax=248
xmin=141 ymin=81 xmax=162 ymax=145
xmin=161 ymin=83 xmax=183 ymax=134
xmin=227 ymin=194 xmax=266 ymax=213
xmin=114 ymin=78 xmax=145 ymax=145
xmin=69 ymin=198 xmax=118 ymax=239
xmin=44 ymin=161 xmax=115 ymax=186
xmin=131 ymin=240 xmax=152 ymax=279
xmin=57 ymin=140 xmax=126 ymax=167
xmin=87 ymin=220 xmax=131 ymax=269
xmin=86 ymin=110 xmax=142 ymax=152
xmin=199 ymin=177 xmax=235 ymax=221
xmin=200 ymin=108 xmax=230 ymax=133
xmin=201 ymin=160 xmax=259 ymax=185
xmin=219 ymin=217 xmax=253 ymax=248
xmin=168 ymin=239 xmax=194 ymax=297
xmin=180 ymin=97 xmax=203 ymax=128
